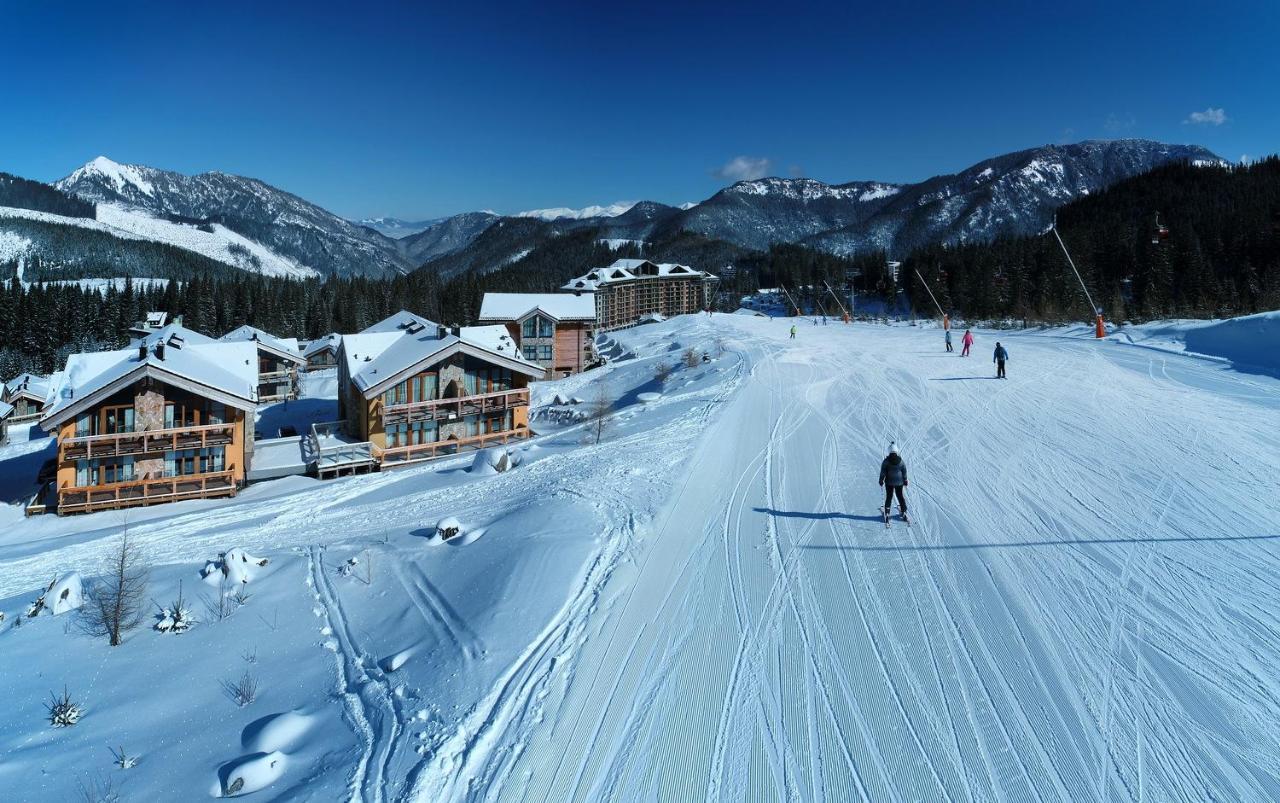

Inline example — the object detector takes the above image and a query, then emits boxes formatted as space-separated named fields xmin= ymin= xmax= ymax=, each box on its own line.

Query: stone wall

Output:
xmin=134 ymin=381 xmax=167 ymax=479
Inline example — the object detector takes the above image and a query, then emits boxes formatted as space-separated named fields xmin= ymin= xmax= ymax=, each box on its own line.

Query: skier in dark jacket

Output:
xmin=993 ymin=342 xmax=1008 ymax=379
xmin=878 ymin=443 xmax=908 ymax=518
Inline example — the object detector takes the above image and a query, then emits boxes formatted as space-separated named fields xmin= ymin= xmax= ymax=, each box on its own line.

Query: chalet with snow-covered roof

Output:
xmin=128 ymin=311 xmax=174 ymax=342
xmin=2 ymin=373 xmax=53 ymax=423
xmin=562 ymin=259 xmax=717 ymax=331
xmin=38 ymin=329 xmax=259 ymax=515
xmin=336 ymin=310 xmax=544 ymax=470
xmin=300 ymin=333 xmax=341 ymax=371
xmin=0 ymin=400 xmax=13 ymax=444
xmin=477 ymin=292 xmax=596 ymax=377
xmin=219 ymin=324 xmax=305 ymax=402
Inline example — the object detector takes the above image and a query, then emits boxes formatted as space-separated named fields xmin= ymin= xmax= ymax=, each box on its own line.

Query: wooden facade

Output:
xmin=49 ymin=379 xmax=251 ymax=515
xmin=501 ymin=316 xmax=593 ymax=377
xmin=562 ymin=260 xmax=718 ymax=332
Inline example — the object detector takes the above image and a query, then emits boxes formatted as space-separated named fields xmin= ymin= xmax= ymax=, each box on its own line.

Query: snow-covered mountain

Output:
xmin=515 ymin=201 xmax=638 ymax=221
xmin=672 ymin=140 xmax=1223 ymax=255
xmin=57 ymin=157 xmax=410 ymax=276
xmin=354 ymin=216 xmax=443 ymax=239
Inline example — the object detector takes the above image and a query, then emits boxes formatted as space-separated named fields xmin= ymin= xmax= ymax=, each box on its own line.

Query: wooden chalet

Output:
xmin=38 ymin=326 xmax=259 ymax=515
xmin=477 ymin=293 xmax=596 ymax=377
xmin=219 ymin=325 xmax=305 ymax=402
xmin=562 ymin=259 xmax=718 ymax=331
xmin=2 ymin=373 xmax=53 ymax=423
xmin=335 ymin=310 xmax=545 ymax=471
xmin=301 ymin=333 xmax=341 ymax=371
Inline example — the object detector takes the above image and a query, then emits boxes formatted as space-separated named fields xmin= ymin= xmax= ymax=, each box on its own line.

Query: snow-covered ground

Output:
xmin=1 ymin=314 xmax=1278 ymax=801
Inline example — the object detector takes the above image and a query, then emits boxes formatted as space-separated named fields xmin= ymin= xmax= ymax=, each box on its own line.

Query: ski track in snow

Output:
xmin=4 ymin=316 xmax=1279 ymax=802
xmin=443 ymin=320 xmax=1280 ymax=802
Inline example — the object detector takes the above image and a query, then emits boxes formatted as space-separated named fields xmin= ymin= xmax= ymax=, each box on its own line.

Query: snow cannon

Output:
xmin=1094 ymin=314 xmax=1106 ymax=339
xmin=943 ymin=314 xmax=950 ymax=331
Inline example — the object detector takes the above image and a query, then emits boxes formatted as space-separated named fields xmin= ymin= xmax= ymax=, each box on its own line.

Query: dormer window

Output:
xmin=521 ymin=314 xmax=555 ymax=339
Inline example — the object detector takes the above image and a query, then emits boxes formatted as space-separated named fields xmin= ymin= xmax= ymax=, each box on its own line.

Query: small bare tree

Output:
xmin=653 ymin=362 xmax=674 ymax=386
xmin=83 ymin=535 xmax=149 ymax=647
xmin=587 ymin=381 xmax=611 ymax=445
xmin=683 ymin=347 xmax=701 ymax=368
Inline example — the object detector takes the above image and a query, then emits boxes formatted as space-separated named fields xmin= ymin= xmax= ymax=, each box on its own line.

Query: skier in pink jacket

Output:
xmin=961 ymin=329 xmax=974 ymax=357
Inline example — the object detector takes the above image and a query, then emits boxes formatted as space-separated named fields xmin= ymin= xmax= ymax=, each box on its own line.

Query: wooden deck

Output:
xmin=57 ymin=469 xmax=237 ymax=515
xmin=376 ymin=426 xmax=531 ymax=468
xmin=60 ymin=422 xmax=236 ymax=461
xmin=382 ymin=388 xmax=529 ymax=425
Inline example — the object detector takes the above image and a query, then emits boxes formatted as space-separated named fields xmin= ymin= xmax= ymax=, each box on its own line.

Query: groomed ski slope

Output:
xmin=423 ymin=316 xmax=1280 ymax=802
xmin=1 ymin=314 xmax=1278 ymax=801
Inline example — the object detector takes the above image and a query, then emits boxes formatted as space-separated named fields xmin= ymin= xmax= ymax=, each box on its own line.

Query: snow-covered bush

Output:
xmin=47 ymin=686 xmax=82 ymax=727
xmin=436 ymin=516 xmax=462 ymax=541
xmin=654 ymin=362 xmax=674 ymax=385
xmin=203 ymin=548 xmax=269 ymax=587
xmin=470 ymin=447 xmax=521 ymax=475
xmin=110 ymin=745 xmax=138 ymax=770
xmin=683 ymin=348 xmax=701 ymax=367
xmin=26 ymin=573 xmax=85 ymax=618
xmin=155 ymin=582 xmax=196 ymax=634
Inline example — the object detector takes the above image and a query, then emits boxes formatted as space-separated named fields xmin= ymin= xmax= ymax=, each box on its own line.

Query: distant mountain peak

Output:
xmin=65 ymin=155 xmax=157 ymax=198
xmin=516 ymin=201 xmax=638 ymax=221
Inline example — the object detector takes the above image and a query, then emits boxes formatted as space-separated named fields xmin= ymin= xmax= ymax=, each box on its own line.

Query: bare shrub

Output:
xmin=683 ymin=347 xmax=700 ymax=368
xmin=586 ymin=381 xmax=611 ymax=445
xmin=223 ymin=669 xmax=259 ymax=707
xmin=82 ymin=535 xmax=149 ymax=646
xmin=109 ymin=745 xmax=137 ymax=770
xmin=654 ymin=362 xmax=674 ymax=386
xmin=75 ymin=772 xmax=119 ymax=803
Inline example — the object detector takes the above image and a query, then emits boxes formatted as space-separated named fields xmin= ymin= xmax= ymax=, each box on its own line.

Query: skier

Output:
xmin=790 ymin=324 xmax=797 ymax=339
xmin=878 ymin=442 xmax=909 ymax=523
xmin=961 ymin=329 xmax=974 ymax=357
xmin=993 ymin=341 xmax=1008 ymax=379
xmin=944 ymin=329 xmax=953 ymax=352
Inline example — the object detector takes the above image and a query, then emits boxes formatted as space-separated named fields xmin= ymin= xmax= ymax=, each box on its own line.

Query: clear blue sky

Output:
xmin=1 ymin=0 xmax=1275 ymax=219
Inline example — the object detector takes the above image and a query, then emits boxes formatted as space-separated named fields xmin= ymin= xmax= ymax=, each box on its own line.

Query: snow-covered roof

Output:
xmin=220 ymin=324 xmax=304 ymax=364
xmin=733 ymin=307 xmax=768 ymax=317
xmin=477 ymin=292 xmax=597 ymax=323
xmin=132 ymin=322 xmax=217 ymax=349
xmin=41 ymin=336 xmax=259 ymax=431
xmin=340 ymin=311 xmax=544 ymax=397
xmin=0 ymin=400 xmax=13 ymax=420
xmin=3 ymin=372 xmax=50 ymax=403
xmin=561 ymin=259 xmax=718 ymax=292
xmin=145 ymin=311 xmax=167 ymax=327
xmin=302 ymin=333 xmax=342 ymax=358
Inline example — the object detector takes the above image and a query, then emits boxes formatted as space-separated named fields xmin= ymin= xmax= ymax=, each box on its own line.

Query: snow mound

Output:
xmin=637 ymin=392 xmax=662 ymax=404
xmin=241 ymin=710 xmax=316 ymax=753
xmin=203 ymin=549 xmax=269 ymax=586
xmin=214 ymin=751 xmax=287 ymax=797
xmin=445 ymin=527 xmax=486 ymax=547
xmin=381 ymin=648 xmax=415 ymax=672
xmin=1110 ymin=311 xmax=1280 ymax=375
xmin=436 ymin=517 xmax=463 ymax=541
xmin=27 ymin=573 xmax=83 ymax=617
xmin=470 ymin=447 xmax=522 ymax=474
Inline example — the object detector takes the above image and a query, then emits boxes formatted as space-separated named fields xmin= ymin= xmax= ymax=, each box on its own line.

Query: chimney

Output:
xmin=437 ymin=325 xmax=448 ymax=340
xmin=450 ymin=325 xmax=461 ymax=337
xmin=155 ymin=341 xmax=166 ymax=361
xmin=138 ymin=344 xmax=147 ymax=361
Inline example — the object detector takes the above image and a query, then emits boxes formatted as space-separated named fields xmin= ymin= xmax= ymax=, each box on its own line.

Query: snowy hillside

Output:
xmin=1 ymin=314 xmax=1278 ymax=800
xmin=57 ymin=157 xmax=409 ymax=277
xmin=0 ymin=204 xmax=315 ymax=278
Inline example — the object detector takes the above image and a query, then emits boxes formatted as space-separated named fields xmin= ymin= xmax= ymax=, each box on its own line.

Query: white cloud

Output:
xmin=1185 ymin=107 xmax=1227 ymax=126
xmin=712 ymin=156 xmax=774 ymax=182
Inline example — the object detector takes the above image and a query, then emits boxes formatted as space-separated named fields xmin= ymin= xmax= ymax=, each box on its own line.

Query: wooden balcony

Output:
xmin=57 ymin=469 xmax=237 ymax=515
xmin=375 ymin=426 xmax=531 ymax=468
xmin=382 ymin=388 xmax=529 ymax=426
xmin=61 ymin=422 xmax=236 ymax=461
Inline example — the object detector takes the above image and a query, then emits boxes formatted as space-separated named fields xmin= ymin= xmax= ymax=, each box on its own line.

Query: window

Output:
xmin=523 ymin=346 xmax=538 ymax=361
xmin=164 ymin=447 xmax=225 ymax=477
xmin=537 ymin=317 xmax=554 ymax=338
xmin=75 ymin=457 xmax=134 ymax=486
xmin=538 ymin=345 xmax=553 ymax=361
xmin=521 ymin=317 xmax=537 ymax=339
xmin=75 ymin=412 xmax=96 ymax=438
xmin=102 ymin=405 xmax=135 ymax=434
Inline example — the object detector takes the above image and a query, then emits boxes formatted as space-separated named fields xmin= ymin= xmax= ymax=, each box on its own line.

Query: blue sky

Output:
xmin=1 ymin=1 xmax=1275 ymax=219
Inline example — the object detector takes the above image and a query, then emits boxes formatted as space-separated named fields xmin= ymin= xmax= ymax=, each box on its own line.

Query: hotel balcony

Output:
xmin=60 ymin=422 xmax=236 ymax=461
xmin=57 ymin=469 xmax=238 ymax=515
xmin=381 ymin=387 xmax=529 ymax=426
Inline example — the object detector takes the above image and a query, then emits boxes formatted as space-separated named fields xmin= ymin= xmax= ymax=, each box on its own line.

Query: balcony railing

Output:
xmin=61 ymin=422 xmax=236 ymax=461
xmin=381 ymin=388 xmax=529 ymax=425
xmin=259 ymin=367 xmax=297 ymax=382
xmin=57 ymin=469 xmax=237 ymax=514
xmin=375 ymin=426 xmax=531 ymax=467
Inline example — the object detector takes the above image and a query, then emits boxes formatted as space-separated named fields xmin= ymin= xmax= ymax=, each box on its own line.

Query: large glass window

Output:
xmin=538 ymin=345 xmax=553 ymax=361
xmin=164 ymin=447 xmax=225 ymax=477
xmin=103 ymin=405 xmax=135 ymax=434
xmin=521 ymin=317 xmax=537 ymax=339
xmin=537 ymin=317 xmax=554 ymax=338
xmin=523 ymin=345 xmax=537 ymax=361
